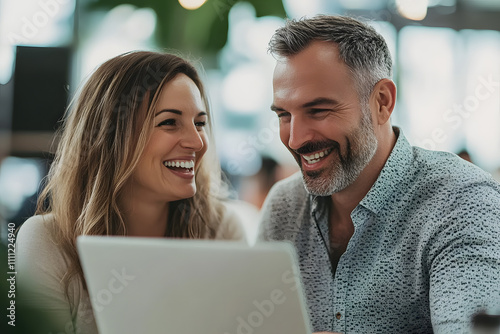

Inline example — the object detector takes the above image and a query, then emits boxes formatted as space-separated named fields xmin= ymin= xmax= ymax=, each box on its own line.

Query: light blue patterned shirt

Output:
xmin=259 ymin=128 xmax=500 ymax=334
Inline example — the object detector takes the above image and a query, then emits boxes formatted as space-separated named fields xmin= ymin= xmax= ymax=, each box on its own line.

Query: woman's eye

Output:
xmin=157 ymin=119 xmax=176 ymax=127
xmin=195 ymin=121 xmax=207 ymax=128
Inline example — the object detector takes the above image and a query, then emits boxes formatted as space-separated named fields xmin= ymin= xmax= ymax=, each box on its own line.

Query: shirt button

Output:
xmin=336 ymin=312 xmax=342 ymax=320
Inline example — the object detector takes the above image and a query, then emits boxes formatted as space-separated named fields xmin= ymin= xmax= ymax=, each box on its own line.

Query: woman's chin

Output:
xmin=167 ymin=188 xmax=197 ymax=202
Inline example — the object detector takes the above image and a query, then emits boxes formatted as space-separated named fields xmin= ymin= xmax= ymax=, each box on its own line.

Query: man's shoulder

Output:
xmin=406 ymin=147 xmax=500 ymax=218
xmin=266 ymin=172 xmax=307 ymax=203
xmin=270 ymin=172 xmax=307 ymax=196
xmin=411 ymin=146 xmax=495 ymax=187
xmin=259 ymin=172 xmax=310 ymax=239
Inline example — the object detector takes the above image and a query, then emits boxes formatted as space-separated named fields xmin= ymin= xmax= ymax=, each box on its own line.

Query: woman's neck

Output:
xmin=119 ymin=194 xmax=170 ymax=237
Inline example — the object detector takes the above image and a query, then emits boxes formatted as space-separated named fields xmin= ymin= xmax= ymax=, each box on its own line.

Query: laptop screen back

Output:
xmin=77 ymin=236 xmax=311 ymax=334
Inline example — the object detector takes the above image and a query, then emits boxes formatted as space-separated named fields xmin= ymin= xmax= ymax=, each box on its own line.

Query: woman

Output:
xmin=15 ymin=51 xmax=245 ymax=333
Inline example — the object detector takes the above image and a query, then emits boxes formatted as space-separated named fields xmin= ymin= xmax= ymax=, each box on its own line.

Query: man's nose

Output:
xmin=287 ymin=116 xmax=314 ymax=151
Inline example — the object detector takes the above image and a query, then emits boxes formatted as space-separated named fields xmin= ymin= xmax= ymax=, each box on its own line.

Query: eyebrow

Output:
xmin=302 ymin=97 xmax=341 ymax=108
xmin=270 ymin=104 xmax=283 ymax=112
xmin=271 ymin=97 xmax=340 ymax=112
xmin=155 ymin=109 xmax=207 ymax=117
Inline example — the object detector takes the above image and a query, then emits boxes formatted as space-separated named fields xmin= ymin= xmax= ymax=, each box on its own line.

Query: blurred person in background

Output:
xmin=259 ymin=15 xmax=500 ymax=334
xmin=241 ymin=155 xmax=281 ymax=209
xmin=457 ymin=148 xmax=473 ymax=163
xmin=493 ymin=167 xmax=500 ymax=183
xmin=15 ymin=51 xmax=245 ymax=333
xmin=235 ymin=156 xmax=286 ymax=244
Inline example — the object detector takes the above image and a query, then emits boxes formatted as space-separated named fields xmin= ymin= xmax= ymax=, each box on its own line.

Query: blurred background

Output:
xmin=0 ymin=0 xmax=499 ymax=243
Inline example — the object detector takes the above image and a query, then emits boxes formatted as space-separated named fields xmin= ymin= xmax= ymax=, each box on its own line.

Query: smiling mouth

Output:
xmin=163 ymin=160 xmax=195 ymax=173
xmin=301 ymin=148 xmax=334 ymax=165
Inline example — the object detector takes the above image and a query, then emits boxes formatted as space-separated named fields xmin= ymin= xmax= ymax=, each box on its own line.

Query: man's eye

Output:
xmin=277 ymin=112 xmax=290 ymax=118
xmin=309 ymin=109 xmax=331 ymax=119
xmin=157 ymin=119 xmax=176 ymax=127
xmin=310 ymin=109 xmax=329 ymax=114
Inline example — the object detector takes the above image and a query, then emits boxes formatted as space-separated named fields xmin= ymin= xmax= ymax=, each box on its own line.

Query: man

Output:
xmin=259 ymin=15 xmax=500 ymax=334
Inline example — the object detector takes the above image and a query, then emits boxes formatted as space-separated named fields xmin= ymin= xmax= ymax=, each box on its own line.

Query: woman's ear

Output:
xmin=371 ymin=79 xmax=396 ymax=125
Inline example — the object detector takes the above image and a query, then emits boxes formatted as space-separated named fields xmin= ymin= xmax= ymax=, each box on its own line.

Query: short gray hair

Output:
xmin=269 ymin=15 xmax=393 ymax=105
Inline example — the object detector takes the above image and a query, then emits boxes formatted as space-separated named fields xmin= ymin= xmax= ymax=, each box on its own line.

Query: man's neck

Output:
xmin=330 ymin=127 xmax=397 ymax=222
xmin=326 ymin=128 xmax=396 ymax=275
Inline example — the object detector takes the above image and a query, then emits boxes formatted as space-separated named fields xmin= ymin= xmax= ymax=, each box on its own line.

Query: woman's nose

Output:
xmin=179 ymin=124 xmax=204 ymax=151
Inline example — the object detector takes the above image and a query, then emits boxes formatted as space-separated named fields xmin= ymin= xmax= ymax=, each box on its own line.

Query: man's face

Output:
xmin=271 ymin=41 xmax=378 ymax=196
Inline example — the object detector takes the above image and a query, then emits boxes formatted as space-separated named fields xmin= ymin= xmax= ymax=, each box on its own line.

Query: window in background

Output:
xmin=0 ymin=0 xmax=75 ymax=84
xmin=76 ymin=4 xmax=157 ymax=83
xmin=281 ymin=0 xmax=336 ymax=18
xmin=399 ymin=25 xmax=500 ymax=172
xmin=460 ymin=29 xmax=500 ymax=171
xmin=211 ymin=2 xmax=286 ymax=177
xmin=399 ymin=26 xmax=459 ymax=152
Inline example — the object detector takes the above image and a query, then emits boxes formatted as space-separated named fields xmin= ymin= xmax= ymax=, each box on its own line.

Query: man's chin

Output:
xmin=304 ymin=169 xmax=322 ymax=178
xmin=301 ymin=167 xmax=352 ymax=196
xmin=302 ymin=174 xmax=333 ymax=196
xmin=303 ymin=183 xmax=334 ymax=196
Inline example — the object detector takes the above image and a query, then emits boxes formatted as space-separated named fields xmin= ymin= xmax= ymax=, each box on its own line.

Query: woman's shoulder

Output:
xmin=215 ymin=200 xmax=260 ymax=244
xmin=16 ymin=214 xmax=67 ymax=273
xmin=18 ymin=213 xmax=55 ymax=231
xmin=16 ymin=214 xmax=57 ymax=247
xmin=16 ymin=213 xmax=73 ymax=293
xmin=16 ymin=213 xmax=66 ymax=272
xmin=16 ymin=215 xmax=96 ymax=333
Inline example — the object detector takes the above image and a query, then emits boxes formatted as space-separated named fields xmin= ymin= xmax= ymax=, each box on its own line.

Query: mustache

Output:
xmin=295 ymin=140 xmax=340 ymax=155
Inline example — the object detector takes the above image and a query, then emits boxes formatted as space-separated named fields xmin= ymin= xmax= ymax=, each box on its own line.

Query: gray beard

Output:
xmin=301 ymin=108 xmax=378 ymax=196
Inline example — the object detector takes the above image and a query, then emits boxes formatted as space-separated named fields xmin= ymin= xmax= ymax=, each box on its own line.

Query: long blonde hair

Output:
xmin=36 ymin=51 xmax=225 ymax=293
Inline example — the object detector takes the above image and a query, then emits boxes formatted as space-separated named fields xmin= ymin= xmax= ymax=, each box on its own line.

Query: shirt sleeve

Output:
xmin=428 ymin=182 xmax=500 ymax=334
xmin=257 ymin=196 xmax=272 ymax=242
xmin=257 ymin=181 xmax=282 ymax=242
xmin=15 ymin=215 xmax=76 ymax=334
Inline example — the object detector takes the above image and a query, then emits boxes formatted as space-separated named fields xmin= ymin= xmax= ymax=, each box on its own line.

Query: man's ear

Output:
xmin=371 ymin=79 xmax=396 ymax=125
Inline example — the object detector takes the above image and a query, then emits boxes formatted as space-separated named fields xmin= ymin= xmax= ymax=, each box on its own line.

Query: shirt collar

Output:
xmin=311 ymin=193 xmax=327 ymax=220
xmin=359 ymin=127 xmax=414 ymax=214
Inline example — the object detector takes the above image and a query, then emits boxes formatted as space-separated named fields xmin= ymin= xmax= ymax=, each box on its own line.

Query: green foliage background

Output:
xmin=87 ymin=0 xmax=286 ymax=56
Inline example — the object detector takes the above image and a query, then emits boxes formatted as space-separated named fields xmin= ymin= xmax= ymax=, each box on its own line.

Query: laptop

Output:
xmin=76 ymin=236 xmax=312 ymax=334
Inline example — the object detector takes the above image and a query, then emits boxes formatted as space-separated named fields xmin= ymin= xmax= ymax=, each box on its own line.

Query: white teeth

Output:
xmin=303 ymin=148 xmax=332 ymax=163
xmin=163 ymin=160 xmax=194 ymax=168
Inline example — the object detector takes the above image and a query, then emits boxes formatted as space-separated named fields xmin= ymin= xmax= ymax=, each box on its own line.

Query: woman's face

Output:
xmin=127 ymin=73 xmax=208 ymax=203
